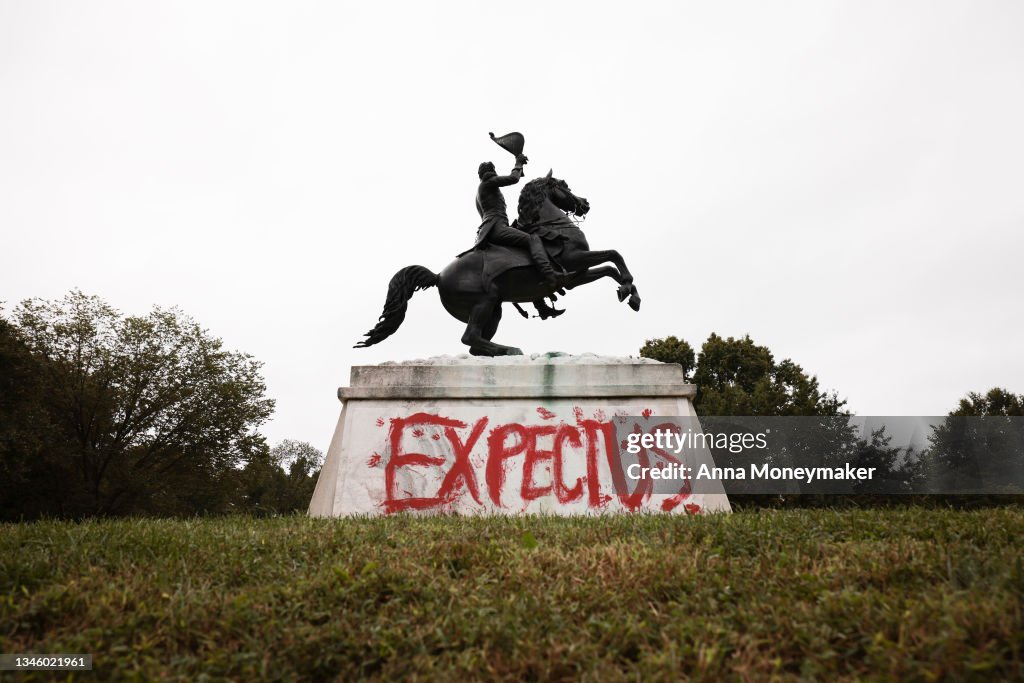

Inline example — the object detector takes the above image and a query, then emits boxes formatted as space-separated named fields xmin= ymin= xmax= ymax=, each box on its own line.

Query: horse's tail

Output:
xmin=354 ymin=265 xmax=439 ymax=348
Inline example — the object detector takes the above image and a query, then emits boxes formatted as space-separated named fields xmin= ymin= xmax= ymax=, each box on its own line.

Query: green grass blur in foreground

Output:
xmin=2 ymin=509 xmax=1023 ymax=681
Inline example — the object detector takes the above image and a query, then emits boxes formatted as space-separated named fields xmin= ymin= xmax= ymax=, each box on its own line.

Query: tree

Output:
xmin=921 ymin=387 xmax=1024 ymax=497
xmin=641 ymin=333 xmax=846 ymax=416
xmin=639 ymin=336 xmax=695 ymax=378
xmin=5 ymin=291 xmax=275 ymax=517
xmin=272 ymin=439 xmax=324 ymax=475
xmin=235 ymin=440 xmax=323 ymax=515
xmin=0 ymin=317 xmax=59 ymax=519
xmin=850 ymin=428 xmax=923 ymax=494
xmin=640 ymin=333 xmax=918 ymax=507
xmin=948 ymin=387 xmax=1024 ymax=417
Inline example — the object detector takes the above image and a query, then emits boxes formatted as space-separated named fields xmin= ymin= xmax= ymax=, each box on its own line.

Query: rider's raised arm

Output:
xmin=487 ymin=165 xmax=524 ymax=188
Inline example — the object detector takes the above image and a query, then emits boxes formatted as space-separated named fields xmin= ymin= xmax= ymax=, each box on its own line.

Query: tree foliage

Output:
xmin=921 ymin=387 xmax=1024 ymax=498
xmin=1 ymin=291 xmax=275 ymax=518
xmin=638 ymin=336 xmax=695 ymax=378
xmin=642 ymin=333 xmax=846 ymax=416
xmin=947 ymin=387 xmax=1024 ymax=417
xmin=640 ymin=333 xmax=924 ymax=506
xmin=236 ymin=440 xmax=324 ymax=516
xmin=0 ymin=317 xmax=57 ymax=519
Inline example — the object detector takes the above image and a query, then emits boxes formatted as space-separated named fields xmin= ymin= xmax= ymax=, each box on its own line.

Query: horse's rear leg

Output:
xmin=482 ymin=304 xmax=503 ymax=341
xmin=462 ymin=299 xmax=521 ymax=356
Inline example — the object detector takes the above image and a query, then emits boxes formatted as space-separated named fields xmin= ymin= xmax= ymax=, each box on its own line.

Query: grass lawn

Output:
xmin=2 ymin=508 xmax=1022 ymax=681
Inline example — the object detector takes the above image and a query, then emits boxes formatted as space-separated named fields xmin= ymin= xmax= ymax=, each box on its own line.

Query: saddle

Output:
xmin=456 ymin=232 xmax=568 ymax=291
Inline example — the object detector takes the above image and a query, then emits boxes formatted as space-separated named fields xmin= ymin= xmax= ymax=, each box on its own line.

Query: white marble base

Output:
xmin=308 ymin=354 xmax=731 ymax=517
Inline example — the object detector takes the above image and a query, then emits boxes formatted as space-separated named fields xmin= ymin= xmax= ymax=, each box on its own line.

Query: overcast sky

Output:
xmin=2 ymin=1 xmax=1022 ymax=451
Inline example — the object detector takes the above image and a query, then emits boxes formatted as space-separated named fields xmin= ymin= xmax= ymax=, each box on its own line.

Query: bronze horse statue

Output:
xmin=355 ymin=171 xmax=641 ymax=356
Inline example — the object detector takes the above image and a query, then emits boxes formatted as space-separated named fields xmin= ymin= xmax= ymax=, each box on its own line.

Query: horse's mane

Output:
xmin=516 ymin=177 xmax=551 ymax=228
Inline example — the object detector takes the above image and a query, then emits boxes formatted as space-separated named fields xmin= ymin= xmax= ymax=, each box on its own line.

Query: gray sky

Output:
xmin=2 ymin=1 xmax=1022 ymax=451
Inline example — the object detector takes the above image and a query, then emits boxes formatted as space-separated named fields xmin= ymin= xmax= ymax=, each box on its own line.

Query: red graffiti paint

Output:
xmin=523 ymin=425 xmax=586 ymax=503
xmin=375 ymin=417 xmax=385 ymax=427
xmin=641 ymin=420 xmax=693 ymax=512
xmin=379 ymin=411 xmax=697 ymax=514
xmin=581 ymin=419 xmax=627 ymax=508
xmin=536 ymin=406 xmax=557 ymax=420
xmin=553 ymin=426 xmax=586 ymax=502
xmin=520 ymin=425 xmax=558 ymax=501
xmin=436 ymin=417 xmax=487 ymax=507
xmin=483 ymin=422 xmax=587 ymax=507
xmin=485 ymin=423 xmax=526 ymax=507
xmin=641 ymin=408 xmax=653 ymax=418
xmin=587 ymin=419 xmax=647 ymax=511
xmin=384 ymin=413 xmax=486 ymax=513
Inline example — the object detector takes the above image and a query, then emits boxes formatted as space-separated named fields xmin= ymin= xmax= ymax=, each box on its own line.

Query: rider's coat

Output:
xmin=473 ymin=167 xmax=524 ymax=247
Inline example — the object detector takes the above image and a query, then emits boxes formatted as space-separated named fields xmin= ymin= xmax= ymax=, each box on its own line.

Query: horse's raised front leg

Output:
xmin=462 ymin=299 xmax=522 ymax=356
xmin=562 ymin=250 xmax=641 ymax=311
xmin=563 ymin=265 xmax=623 ymax=291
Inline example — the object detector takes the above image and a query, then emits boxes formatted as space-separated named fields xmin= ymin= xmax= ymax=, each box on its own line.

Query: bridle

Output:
xmin=548 ymin=180 xmax=587 ymax=223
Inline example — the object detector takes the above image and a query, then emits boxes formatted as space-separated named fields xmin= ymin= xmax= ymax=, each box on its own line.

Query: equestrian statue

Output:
xmin=354 ymin=132 xmax=641 ymax=357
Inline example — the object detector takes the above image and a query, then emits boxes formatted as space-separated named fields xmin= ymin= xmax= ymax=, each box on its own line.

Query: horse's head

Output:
xmin=517 ymin=170 xmax=591 ymax=229
xmin=543 ymin=169 xmax=590 ymax=217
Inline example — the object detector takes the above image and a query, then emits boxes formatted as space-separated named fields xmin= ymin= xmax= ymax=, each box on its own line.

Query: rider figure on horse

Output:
xmin=473 ymin=156 xmax=565 ymax=319
xmin=473 ymin=155 xmax=559 ymax=286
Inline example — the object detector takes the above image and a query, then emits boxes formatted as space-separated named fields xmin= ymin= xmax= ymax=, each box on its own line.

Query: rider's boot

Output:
xmin=527 ymin=235 xmax=559 ymax=288
xmin=532 ymin=298 xmax=565 ymax=320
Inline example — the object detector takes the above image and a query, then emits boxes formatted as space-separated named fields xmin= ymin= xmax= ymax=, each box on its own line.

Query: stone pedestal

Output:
xmin=308 ymin=354 xmax=731 ymax=516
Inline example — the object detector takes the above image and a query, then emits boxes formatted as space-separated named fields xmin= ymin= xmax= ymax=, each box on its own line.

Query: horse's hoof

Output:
xmin=507 ymin=347 xmax=524 ymax=356
xmin=628 ymin=295 xmax=641 ymax=311
xmin=617 ymin=284 xmax=630 ymax=302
